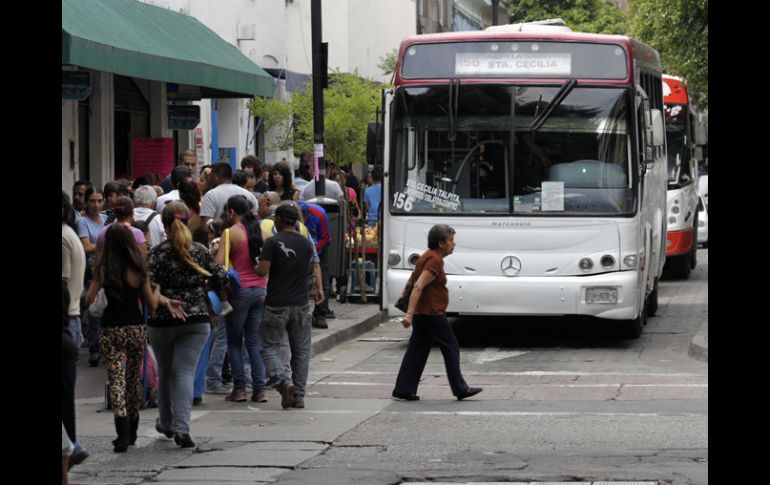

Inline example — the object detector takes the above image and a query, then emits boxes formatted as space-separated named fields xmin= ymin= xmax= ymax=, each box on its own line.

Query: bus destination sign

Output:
xmin=455 ymin=53 xmax=571 ymax=76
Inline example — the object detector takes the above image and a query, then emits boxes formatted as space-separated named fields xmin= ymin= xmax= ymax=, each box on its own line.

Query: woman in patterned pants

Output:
xmin=87 ymin=224 xmax=185 ymax=452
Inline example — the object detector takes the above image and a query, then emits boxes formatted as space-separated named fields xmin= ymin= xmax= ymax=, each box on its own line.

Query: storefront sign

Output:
xmin=168 ymin=105 xmax=201 ymax=130
xmin=62 ymin=71 xmax=91 ymax=101
xmin=131 ymin=137 xmax=174 ymax=179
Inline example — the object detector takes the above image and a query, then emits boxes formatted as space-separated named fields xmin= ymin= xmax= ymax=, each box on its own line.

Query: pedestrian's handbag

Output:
xmin=224 ymin=228 xmax=242 ymax=293
xmin=394 ymin=270 xmax=416 ymax=313
xmin=88 ymin=288 xmax=108 ymax=318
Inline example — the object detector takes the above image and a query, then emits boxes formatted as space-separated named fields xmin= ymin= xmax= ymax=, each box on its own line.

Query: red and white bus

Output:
xmin=375 ymin=20 xmax=668 ymax=338
xmin=662 ymin=74 xmax=706 ymax=278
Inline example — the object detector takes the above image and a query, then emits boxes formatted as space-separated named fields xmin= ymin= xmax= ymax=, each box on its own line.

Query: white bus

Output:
xmin=662 ymin=74 xmax=707 ymax=278
xmin=375 ymin=22 xmax=668 ymax=338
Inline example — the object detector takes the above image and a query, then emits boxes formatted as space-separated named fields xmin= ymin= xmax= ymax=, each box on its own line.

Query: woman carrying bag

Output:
xmin=392 ymin=224 xmax=483 ymax=402
xmin=86 ymin=224 xmax=184 ymax=452
xmin=146 ymin=201 xmax=228 ymax=448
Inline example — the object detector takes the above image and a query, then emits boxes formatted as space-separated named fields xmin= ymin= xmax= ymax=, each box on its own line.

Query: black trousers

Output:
xmin=394 ymin=314 xmax=468 ymax=396
xmin=62 ymin=329 xmax=79 ymax=443
xmin=313 ymin=248 xmax=331 ymax=315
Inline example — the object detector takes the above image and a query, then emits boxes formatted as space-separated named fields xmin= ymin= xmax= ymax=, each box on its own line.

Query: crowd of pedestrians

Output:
xmin=62 ymin=153 xmax=380 ymax=477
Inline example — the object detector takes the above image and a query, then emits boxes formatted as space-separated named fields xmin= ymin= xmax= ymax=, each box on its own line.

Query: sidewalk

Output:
xmin=688 ymin=319 xmax=708 ymax=363
xmin=69 ymin=298 xmax=386 ymax=485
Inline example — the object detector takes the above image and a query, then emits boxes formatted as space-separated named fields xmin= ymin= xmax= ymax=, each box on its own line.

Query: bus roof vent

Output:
xmin=486 ymin=18 xmax=572 ymax=33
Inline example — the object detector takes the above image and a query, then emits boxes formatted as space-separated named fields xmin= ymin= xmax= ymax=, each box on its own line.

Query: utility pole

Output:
xmin=491 ymin=0 xmax=500 ymax=26
xmin=311 ymin=0 xmax=326 ymax=196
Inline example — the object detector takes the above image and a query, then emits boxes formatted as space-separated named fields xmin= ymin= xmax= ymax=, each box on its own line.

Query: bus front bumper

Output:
xmin=387 ymin=270 xmax=640 ymax=321
xmin=666 ymin=228 xmax=696 ymax=257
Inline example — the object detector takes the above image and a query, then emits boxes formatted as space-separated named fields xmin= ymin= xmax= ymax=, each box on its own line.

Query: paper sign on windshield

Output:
xmin=455 ymin=53 xmax=571 ymax=76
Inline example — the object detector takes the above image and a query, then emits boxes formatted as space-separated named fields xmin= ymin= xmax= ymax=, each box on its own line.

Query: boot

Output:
xmin=112 ymin=416 xmax=130 ymax=453
xmin=128 ymin=414 xmax=140 ymax=445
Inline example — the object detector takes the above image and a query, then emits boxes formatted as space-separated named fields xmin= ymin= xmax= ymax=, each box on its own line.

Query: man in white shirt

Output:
xmin=155 ymin=166 xmax=192 ymax=212
xmin=299 ymin=172 xmax=343 ymax=200
xmin=133 ymin=185 xmax=166 ymax=248
xmin=200 ymin=162 xmax=260 ymax=223
xmin=294 ymin=160 xmax=313 ymax=192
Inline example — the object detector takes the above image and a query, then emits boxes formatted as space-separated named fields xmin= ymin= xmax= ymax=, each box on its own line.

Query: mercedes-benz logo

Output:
xmin=501 ymin=256 xmax=521 ymax=276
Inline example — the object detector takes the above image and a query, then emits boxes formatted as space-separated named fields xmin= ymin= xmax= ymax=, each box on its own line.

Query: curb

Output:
xmin=311 ymin=309 xmax=387 ymax=357
xmin=688 ymin=320 xmax=708 ymax=363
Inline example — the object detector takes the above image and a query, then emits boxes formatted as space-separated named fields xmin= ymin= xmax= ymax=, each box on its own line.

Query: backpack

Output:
xmin=132 ymin=211 xmax=159 ymax=249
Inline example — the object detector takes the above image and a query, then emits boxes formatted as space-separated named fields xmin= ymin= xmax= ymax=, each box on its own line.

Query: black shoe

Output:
xmin=88 ymin=353 xmax=101 ymax=367
xmin=128 ymin=414 xmax=140 ymax=445
xmin=155 ymin=417 xmax=173 ymax=438
xmin=68 ymin=445 xmax=89 ymax=470
xmin=312 ymin=317 xmax=328 ymax=329
xmin=192 ymin=397 xmax=203 ymax=406
xmin=392 ymin=390 xmax=420 ymax=401
xmin=322 ymin=310 xmax=336 ymax=319
xmin=457 ymin=387 xmax=483 ymax=401
xmin=173 ymin=432 xmax=195 ymax=448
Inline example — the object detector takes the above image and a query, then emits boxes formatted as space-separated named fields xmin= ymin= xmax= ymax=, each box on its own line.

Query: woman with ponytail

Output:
xmin=146 ymin=201 xmax=228 ymax=448
xmin=215 ymin=195 xmax=269 ymax=403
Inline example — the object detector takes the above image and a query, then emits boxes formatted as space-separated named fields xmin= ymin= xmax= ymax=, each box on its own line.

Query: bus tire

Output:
xmin=690 ymin=214 xmax=698 ymax=269
xmin=646 ymin=280 xmax=659 ymax=318
xmin=622 ymin=306 xmax=646 ymax=339
xmin=671 ymin=253 xmax=691 ymax=279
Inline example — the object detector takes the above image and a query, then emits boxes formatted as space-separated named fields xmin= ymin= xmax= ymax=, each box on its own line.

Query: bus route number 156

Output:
xmin=393 ymin=192 xmax=414 ymax=212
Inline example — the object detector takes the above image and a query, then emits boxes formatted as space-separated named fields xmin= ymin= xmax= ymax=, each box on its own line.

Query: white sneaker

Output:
xmin=220 ymin=301 xmax=234 ymax=316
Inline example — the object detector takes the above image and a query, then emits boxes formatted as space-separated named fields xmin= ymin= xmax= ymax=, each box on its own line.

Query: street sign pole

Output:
xmin=311 ymin=0 xmax=326 ymax=196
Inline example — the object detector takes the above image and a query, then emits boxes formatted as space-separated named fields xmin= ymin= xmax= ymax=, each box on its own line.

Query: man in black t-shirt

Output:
xmin=256 ymin=202 xmax=323 ymax=409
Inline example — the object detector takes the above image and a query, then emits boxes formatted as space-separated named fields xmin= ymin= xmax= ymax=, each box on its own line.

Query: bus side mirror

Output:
xmin=650 ymin=109 xmax=665 ymax=147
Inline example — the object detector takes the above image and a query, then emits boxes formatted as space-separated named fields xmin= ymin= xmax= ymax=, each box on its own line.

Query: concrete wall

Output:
xmin=287 ymin=0 xmax=416 ymax=83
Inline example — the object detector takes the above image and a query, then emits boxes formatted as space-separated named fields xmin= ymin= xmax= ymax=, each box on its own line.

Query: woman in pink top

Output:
xmin=215 ymin=195 xmax=269 ymax=403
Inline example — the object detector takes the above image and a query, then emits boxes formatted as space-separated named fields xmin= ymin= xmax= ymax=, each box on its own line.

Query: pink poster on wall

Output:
xmin=131 ymin=137 xmax=175 ymax=180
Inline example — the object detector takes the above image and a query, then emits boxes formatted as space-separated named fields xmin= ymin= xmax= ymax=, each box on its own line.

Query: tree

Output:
xmin=629 ymin=0 xmax=708 ymax=106
xmin=504 ymin=0 xmax=629 ymax=35
xmin=378 ymin=48 xmax=398 ymax=79
xmin=247 ymin=70 xmax=385 ymax=167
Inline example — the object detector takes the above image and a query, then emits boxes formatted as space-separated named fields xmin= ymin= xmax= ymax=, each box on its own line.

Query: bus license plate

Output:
xmin=586 ymin=287 xmax=618 ymax=304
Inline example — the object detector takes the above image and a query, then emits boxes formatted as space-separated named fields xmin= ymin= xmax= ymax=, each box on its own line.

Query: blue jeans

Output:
xmin=225 ymin=286 xmax=267 ymax=390
xmin=206 ymin=322 xmax=228 ymax=388
xmin=87 ymin=312 xmax=101 ymax=354
xmin=148 ymin=323 xmax=210 ymax=434
xmin=193 ymin=330 xmax=213 ymax=399
xmin=260 ymin=304 xmax=312 ymax=397
xmin=69 ymin=316 xmax=83 ymax=349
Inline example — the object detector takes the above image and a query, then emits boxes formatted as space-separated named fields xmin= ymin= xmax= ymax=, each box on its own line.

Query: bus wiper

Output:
xmin=529 ymin=78 xmax=577 ymax=132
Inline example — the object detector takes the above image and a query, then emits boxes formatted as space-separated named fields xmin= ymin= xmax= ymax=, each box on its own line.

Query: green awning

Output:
xmin=62 ymin=0 xmax=273 ymax=98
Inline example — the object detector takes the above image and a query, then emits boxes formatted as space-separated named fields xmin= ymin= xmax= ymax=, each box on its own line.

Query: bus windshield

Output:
xmin=390 ymin=85 xmax=635 ymax=216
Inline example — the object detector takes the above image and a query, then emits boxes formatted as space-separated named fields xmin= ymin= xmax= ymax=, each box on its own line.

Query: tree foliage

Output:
xmin=378 ymin=48 xmax=398 ymax=78
xmin=629 ymin=0 xmax=708 ymax=106
xmin=247 ymin=70 xmax=385 ymax=166
xmin=503 ymin=0 xmax=629 ymax=35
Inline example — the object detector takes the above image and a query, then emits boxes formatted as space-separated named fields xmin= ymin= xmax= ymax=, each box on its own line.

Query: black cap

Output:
xmin=275 ymin=204 xmax=298 ymax=225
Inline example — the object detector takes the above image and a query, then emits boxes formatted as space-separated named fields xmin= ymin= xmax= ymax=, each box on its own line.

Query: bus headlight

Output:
xmin=408 ymin=253 xmax=420 ymax=266
xmin=579 ymin=258 xmax=593 ymax=271
xmin=669 ymin=216 xmax=677 ymax=225
xmin=388 ymin=252 xmax=401 ymax=266
xmin=623 ymin=255 xmax=637 ymax=268
xmin=600 ymin=255 xmax=615 ymax=268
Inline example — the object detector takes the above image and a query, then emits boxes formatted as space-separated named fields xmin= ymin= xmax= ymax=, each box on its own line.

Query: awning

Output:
xmin=62 ymin=0 xmax=273 ymax=99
